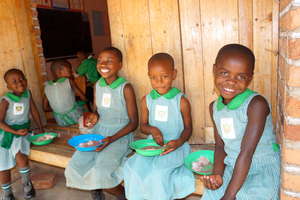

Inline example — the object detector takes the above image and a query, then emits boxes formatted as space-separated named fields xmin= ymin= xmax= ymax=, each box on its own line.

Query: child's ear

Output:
xmin=172 ymin=69 xmax=177 ymax=80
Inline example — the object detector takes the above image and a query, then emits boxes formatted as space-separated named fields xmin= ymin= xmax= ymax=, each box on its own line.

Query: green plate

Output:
xmin=28 ymin=132 xmax=58 ymax=146
xmin=184 ymin=150 xmax=214 ymax=175
xmin=130 ymin=139 xmax=166 ymax=157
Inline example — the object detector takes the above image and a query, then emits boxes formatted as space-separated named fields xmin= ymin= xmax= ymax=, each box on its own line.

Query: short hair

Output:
xmin=4 ymin=68 xmax=26 ymax=82
xmin=215 ymin=43 xmax=255 ymax=72
xmin=101 ymin=47 xmax=123 ymax=62
xmin=148 ymin=53 xmax=174 ymax=69
xmin=50 ymin=60 xmax=71 ymax=74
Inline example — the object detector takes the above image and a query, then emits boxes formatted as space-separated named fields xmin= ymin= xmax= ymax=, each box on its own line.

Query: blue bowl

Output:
xmin=68 ymin=134 xmax=105 ymax=152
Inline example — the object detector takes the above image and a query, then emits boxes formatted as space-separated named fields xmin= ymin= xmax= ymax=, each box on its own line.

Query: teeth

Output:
xmin=101 ymin=69 xmax=109 ymax=73
xmin=224 ymin=88 xmax=234 ymax=92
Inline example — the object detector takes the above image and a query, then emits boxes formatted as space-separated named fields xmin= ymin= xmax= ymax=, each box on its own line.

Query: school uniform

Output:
xmin=123 ymin=88 xmax=195 ymax=200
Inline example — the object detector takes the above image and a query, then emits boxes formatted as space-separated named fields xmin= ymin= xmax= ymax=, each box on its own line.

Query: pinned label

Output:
xmin=220 ymin=118 xmax=236 ymax=139
xmin=101 ymin=93 xmax=111 ymax=108
xmin=154 ymin=105 xmax=168 ymax=122
xmin=13 ymin=103 xmax=25 ymax=115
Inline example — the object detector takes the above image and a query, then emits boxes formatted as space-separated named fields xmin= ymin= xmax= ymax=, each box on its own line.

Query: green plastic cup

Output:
xmin=184 ymin=150 xmax=214 ymax=175
xmin=28 ymin=132 xmax=58 ymax=146
xmin=130 ymin=139 xmax=166 ymax=157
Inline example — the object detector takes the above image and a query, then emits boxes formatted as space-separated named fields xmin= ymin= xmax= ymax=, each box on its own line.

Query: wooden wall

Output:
xmin=107 ymin=0 xmax=279 ymax=144
xmin=0 ymin=0 xmax=44 ymax=122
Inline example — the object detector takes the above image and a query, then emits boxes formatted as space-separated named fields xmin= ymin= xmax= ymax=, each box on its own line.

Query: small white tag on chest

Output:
xmin=220 ymin=118 xmax=236 ymax=139
xmin=13 ymin=103 xmax=25 ymax=115
xmin=154 ymin=105 xmax=168 ymax=122
xmin=101 ymin=93 xmax=111 ymax=108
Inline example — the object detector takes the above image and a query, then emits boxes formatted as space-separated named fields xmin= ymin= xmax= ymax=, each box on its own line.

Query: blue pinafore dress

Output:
xmin=65 ymin=77 xmax=132 ymax=190
xmin=0 ymin=90 xmax=31 ymax=171
xmin=44 ymin=78 xmax=83 ymax=126
xmin=123 ymin=88 xmax=195 ymax=200
xmin=201 ymin=89 xmax=280 ymax=200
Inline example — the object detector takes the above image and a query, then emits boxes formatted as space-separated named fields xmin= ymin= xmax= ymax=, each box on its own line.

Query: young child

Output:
xmin=43 ymin=60 xmax=87 ymax=126
xmin=65 ymin=47 xmax=138 ymax=200
xmin=200 ymin=44 xmax=280 ymax=200
xmin=76 ymin=50 xmax=100 ymax=109
xmin=0 ymin=69 xmax=44 ymax=200
xmin=123 ymin=53 xmax=195 ymax=200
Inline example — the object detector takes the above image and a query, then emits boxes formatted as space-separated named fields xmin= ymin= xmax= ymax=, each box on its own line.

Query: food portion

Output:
xmin=34 ymin=134 xmax=55 ymax=142
xmin=192 ymin=156 xmax=213 ymax=173
xmin=78 ymin=140 xmax=100 ymax=148
xmin=141 ymin=145 xmax=163 ymax=150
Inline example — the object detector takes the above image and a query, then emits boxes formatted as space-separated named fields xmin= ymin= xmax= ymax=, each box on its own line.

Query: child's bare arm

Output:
xmin=222 ymin=95 xmax=269 ymax=199
xmin=96 ymin=84 xmax=138 ymax=151
xmin=30 ymin=91 xmax=44 ymax=132
xmin=0 ymin=99 xmax=27 ymax=136
xmin=42 ymin=94 xmax=52 ymax=112
xmin=162 ymin=96 xmax=192 ymax=155
xmin=69 ymin=79 xmax=87 ymax=102
xmin=140 ymin=96 xmax=164 ymax=146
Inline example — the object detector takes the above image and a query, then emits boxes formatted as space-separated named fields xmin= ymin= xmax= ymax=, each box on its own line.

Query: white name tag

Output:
xmin=154 ymin=105 xmax=168 ymax=122
xmin=101 ymin=93 xmax=111 ymax=108
xmin=13 ymin=103 xmax=24 ymax=115
xmin=220 ymin=118 xmax=236 ymax=139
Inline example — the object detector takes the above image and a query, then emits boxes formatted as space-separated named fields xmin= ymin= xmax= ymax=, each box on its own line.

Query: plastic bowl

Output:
xmin=184 ymin=150 xmax=214 ymax=175
xmin=130 ymin=139 xmax=166 ymax=157
xmin=68 ymin=134 xmax=105 ymax=152
xmin=28 ymin=132 xmax=58 ymax=146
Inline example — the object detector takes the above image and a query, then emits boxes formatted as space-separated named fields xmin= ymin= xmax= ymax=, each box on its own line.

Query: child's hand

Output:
xmin=160 ymin=138 xmax=184 ymax=155
xmin=83 ymin=112 xmax=99 ymax=128
xmin=95 ymin=136 xmax=113 ymax=152
xmin=150 ymin=127 xmax=164 ymax=146
xmin=15 ymin=129 xmax=28 ymax=136
xmin=199 ymin=174 xmax=223 ymax=190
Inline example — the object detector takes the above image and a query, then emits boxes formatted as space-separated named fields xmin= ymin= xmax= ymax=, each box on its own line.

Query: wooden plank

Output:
xmin=179 ymin=0 xmax=205 ymax=143
xmin=200 ymin=0 xmax=239 ymax=128
xmin=253 ymin=0 xmax=273 ymax=102
xmin=148 ymin=0 xmax=184 ymax=90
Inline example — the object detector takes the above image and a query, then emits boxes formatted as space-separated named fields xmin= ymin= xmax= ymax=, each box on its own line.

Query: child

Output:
xmin=200 ymin=44 xmax=280 ymax=200
xmin=0 ymin=69 xmax=44 ymax=200
xmin=76 ymin=50 xmax=100 ymax=109
xmin=123 ymin=53 xmax=195 ymax=200
xmin=65 ymin=47 xmax=138 ymax=200
xmin=43 ymin=60 xmax=87 ymax=126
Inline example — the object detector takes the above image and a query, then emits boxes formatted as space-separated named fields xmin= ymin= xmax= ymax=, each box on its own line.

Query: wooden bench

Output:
xmin=29 ymin=125 xmax=209 ymax=195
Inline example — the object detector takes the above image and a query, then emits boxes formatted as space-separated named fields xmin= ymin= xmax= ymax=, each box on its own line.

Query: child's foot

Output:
xmin=1 ymin=194 xmax=15 ymax=200
xmin=90 ymin=190 xmax=105 ymax=200
xmin=23 ymin=181 xmax=36 ymax=199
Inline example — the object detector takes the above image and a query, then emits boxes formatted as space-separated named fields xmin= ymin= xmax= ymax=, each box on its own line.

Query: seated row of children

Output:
xmin=0 ymin=44 xmax=280 ymax=200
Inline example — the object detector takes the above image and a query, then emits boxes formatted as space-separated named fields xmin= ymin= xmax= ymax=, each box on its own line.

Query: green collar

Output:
xmin=150 ymin=87 xmax=181 ymax=100
xmin=48 ymin=77 xmax=67 ymax=85
xmin=5 ymin=90 xmax=29 ymax=102
xmin=217 ymin=88 xmax=255 ymax=111
xmin=99 ymin=77 xmax=126 ymax=89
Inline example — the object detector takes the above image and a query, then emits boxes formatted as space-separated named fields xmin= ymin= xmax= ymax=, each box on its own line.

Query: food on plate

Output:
xmin=34 ymin=134 xmax=55 ymax=142
xmin=78 ymin=140 xmax=100 ymax=148
xmin=192 ymin=156 xmax=213 ymax=173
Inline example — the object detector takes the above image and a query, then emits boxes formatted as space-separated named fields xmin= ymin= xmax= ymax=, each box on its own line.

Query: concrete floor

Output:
xmin=5 ymin=162 xmax=200 ymax=200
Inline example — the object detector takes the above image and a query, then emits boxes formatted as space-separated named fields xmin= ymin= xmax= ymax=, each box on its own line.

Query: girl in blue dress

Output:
xmin=65 ymin=47 xmax=138 ymax=200
xmin=123 ymin=53 xmax=195 ymax=200
xmin=200 ymin=44 xmax=280 ymax=200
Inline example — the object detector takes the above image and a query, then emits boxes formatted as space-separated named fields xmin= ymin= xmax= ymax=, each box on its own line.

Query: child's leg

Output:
xmin=90 ymin=189 xmax=105 ymax=200
xmin=103 ymin=184 xmax=126 ymax=200
xmin=15 ymin=152 xmax=35 ymax=199
xmin=0 ymin=170 xmax=14 ymax=199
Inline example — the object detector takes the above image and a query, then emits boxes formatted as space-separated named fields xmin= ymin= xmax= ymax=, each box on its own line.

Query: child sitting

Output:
xmin=123 ymin=53 xmax=195 ymax=200
xmin=0 ymin=68 xmax=44 ymax=200
xmin=65 ymin=47 xmax=138 ymax=200
xmin=43 ymin=60 xmax=87 ymax=126
xmin=200 ymin=44 xmax=280 ymax=199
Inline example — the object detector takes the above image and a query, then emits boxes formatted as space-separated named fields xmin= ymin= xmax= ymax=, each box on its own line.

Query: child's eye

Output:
xmin=218 ymin=71 xmax=229 ymax=77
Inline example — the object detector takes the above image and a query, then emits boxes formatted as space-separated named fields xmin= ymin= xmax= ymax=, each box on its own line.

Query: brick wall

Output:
xmin=279 ymin=0 xmax=300 ymax=199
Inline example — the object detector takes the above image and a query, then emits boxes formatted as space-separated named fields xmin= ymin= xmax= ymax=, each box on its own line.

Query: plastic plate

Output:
xmin=184 ymin=150 xmax=214 ymax=175
xmin=28 ymin=132 xmax=58 ymax=146
xmin=68 ymin=134 xmax=105 ymax=152
xmin=130 ymin=139 xmax=166 ymax=157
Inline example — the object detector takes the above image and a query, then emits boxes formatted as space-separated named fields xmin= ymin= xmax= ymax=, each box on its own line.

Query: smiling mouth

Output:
xmin=100 ymin=69 xmax=110 ymax=73
xmin=223 ymin=87 xmax=235 ymax=93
